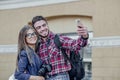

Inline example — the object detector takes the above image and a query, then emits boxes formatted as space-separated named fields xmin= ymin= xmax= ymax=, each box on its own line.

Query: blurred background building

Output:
xmin=0 ymin=0 xmax=120 ymax=80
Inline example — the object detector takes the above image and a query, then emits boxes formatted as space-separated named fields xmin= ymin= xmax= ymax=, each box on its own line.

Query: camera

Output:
xmin=38 ymin=63 xmax=52 ymax=77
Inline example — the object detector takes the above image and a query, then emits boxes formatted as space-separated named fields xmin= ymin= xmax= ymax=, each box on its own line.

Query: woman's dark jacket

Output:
xmin=14 ymin=49 xmax=43 ymax=80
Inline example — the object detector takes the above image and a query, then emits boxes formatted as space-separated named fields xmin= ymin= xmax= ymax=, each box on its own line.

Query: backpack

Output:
xmin=54 ymin=34 xmax=85 ymax=80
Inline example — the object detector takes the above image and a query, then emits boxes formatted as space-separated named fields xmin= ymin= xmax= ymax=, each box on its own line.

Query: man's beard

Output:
xmin=40 ymin=35 xmax=48 ymax=38
xmin=39 ymin=31 xmax=49 ymax=38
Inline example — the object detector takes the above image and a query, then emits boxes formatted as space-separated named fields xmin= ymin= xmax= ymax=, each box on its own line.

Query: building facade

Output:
xmin=0 ymin=0 xmax=120 ymax=80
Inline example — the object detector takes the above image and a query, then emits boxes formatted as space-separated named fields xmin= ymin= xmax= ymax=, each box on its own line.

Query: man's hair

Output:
xmin=32 ymin=16 xmax=47 ymax=27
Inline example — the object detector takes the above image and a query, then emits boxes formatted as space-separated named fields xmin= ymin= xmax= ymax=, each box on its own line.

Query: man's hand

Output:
xmin=76 ymin=20 xmax=88 ymax=38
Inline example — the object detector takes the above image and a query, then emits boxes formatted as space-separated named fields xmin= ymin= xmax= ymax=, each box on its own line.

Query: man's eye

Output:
xmin=43 ymin=24 xmax=47 ymax=27
xmin=36 ymin=26 xmax=41 ymax=29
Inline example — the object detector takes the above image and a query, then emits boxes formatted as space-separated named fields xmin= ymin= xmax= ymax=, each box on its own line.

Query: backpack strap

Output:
xmin=54 ymin=34 xmax=62 ymax=49
xmin=54 ymin=34 xmax=72 ymax=64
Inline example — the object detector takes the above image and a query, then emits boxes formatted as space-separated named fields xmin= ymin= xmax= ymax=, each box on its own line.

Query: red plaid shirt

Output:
xmin=38 ymin=31 xmax=88 ymax=75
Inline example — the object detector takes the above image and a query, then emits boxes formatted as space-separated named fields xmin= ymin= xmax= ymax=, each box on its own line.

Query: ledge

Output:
xmin=0 ymin=0 xmax=77 ymax=10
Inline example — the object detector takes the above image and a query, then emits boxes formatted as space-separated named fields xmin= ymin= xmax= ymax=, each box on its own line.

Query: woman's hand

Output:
xmin=35 ymin=76 xmax=45 ymax=80
xmin=29 ymin=75 xmax=45 ymax=80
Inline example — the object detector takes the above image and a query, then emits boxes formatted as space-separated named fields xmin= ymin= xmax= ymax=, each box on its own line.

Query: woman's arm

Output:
xmin=14 ymin=50 xmax=31 ymax=80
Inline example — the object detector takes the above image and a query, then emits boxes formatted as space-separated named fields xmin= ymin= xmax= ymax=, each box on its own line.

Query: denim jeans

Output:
xmin=46 ymin=72 xmax=70 ymax=80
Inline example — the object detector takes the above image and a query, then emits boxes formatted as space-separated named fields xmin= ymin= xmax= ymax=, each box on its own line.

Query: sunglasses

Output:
xmin=26 ymin=32 xmax=36 ymax=39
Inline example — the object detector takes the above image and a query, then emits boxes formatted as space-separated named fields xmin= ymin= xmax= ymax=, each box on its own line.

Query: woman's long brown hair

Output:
xmin=16 ymin=25 xmax=37 ymax=71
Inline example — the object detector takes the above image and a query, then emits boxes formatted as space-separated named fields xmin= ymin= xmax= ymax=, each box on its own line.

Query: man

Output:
xmin=32 ymin=16 xmax=89 ymax=80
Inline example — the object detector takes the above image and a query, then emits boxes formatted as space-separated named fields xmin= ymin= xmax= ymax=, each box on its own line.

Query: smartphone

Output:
xmin=75 ymin=19 xmax=82 ymax=28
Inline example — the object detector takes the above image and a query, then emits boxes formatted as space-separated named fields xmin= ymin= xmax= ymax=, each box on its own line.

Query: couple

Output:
xmin=14 ymin=16 xmax=89 ymax=80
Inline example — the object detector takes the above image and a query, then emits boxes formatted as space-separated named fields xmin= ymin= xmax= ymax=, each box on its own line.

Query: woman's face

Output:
xmin=25 ymin=29 xmax=37 ymax=45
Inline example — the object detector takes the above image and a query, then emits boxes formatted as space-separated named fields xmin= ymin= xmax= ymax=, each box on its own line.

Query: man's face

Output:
xmin=34 ymin=20 xmax=49 ymax=38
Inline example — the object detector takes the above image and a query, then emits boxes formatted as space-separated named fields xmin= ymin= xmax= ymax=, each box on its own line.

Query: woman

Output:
xmin=14 ymin=25 xmax=45 ymax=80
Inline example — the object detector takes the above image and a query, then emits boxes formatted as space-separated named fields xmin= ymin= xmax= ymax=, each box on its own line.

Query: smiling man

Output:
xmin=31 ymin=16 xmax=89 ymax=80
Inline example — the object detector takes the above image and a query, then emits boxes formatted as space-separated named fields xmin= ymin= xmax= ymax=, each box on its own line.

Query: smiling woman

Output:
xmin=14 ymin=25 xmax=45 ymax=80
